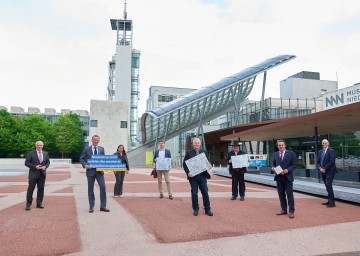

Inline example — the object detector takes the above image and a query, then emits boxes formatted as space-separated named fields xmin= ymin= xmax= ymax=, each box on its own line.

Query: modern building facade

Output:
xmin=89 ymin=100 xmax=129 ymax=153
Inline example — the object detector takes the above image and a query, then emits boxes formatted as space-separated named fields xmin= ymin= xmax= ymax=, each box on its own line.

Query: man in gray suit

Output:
xmin=80 ymin=135 xmax=109 ymax=213
xmin=25 ymin=141 xmax=50 ymax=211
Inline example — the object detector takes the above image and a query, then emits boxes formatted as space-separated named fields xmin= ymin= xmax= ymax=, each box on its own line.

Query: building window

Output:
xmin=120 ymin=121 xmax=128 ymax=128
xmin=158 ymin=94 xmax=177 ymax=102
xmin=90 ymin=120 xmax=98 ymax=127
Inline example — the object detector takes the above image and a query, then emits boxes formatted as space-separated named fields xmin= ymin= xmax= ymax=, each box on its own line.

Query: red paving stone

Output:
xmin=0 ymin=185 xmax=28 ymax=193
xmin=0 ymin=174 xmax=28 ymax=182
xmin=0 ymin=196 xmax=81 ymax=255
xmin=0 ymin=171 xmax=71 ymax=183
xmin=2 ymin=165 xmax=360 ymax=254
xmin=117 ymin=197 xmax=360 ymax=243
xmin=54 ymin=186 xmax=74 ymax=193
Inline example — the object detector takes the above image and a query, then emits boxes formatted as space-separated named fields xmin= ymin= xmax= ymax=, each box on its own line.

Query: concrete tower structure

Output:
xmin=108 ymin=1 xmax=140 ymax=149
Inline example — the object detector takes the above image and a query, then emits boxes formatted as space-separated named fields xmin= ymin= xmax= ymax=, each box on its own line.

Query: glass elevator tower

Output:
xmin=108 ymin=1 xmax=140 ymax=149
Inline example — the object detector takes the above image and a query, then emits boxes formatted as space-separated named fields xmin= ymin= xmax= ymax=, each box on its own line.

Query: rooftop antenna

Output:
xmin=123 ymin=0 xmax=127 ymax=20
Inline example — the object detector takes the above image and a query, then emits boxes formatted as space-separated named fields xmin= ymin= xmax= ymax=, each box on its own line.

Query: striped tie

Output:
xmin=38 ymin=151 xmax=43 ymax=163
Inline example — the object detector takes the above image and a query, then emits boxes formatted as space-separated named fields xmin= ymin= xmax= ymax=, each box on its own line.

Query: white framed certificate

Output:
xmin=274 ymin=165 xmax=283 ymax=175
xmin=231 ymin=155 xmax=249 ymax=168
xmin=156 ymin=158 xmax=171 ymax=171
xmin=185 ymin=152 xmax=211 ymax=176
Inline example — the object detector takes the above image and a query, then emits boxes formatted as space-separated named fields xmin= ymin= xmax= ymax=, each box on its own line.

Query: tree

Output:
xmin=15 ymin=114 xmax=55 ymax=155
xmin=0 ymin=110 xmax=19 ymax=157
xmin=54 ymin=113 xmax=84 ymax=158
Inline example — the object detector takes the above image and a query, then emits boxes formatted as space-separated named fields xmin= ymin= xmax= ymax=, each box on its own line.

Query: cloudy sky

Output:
xmin=1 ymin=0 xmax=359 ymax=115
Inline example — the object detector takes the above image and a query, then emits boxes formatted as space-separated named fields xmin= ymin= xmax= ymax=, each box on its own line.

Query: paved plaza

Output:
xmin=1 ymin=164 xmax=360 ymax=256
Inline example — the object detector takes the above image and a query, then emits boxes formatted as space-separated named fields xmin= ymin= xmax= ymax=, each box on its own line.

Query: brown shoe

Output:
xmin=89 ymin=207 xmax=94 ymax=213
xmin=288 ymin=213 xmax=294 ymax=219
xmin=100 ymin=207 xmax=110 ymax=212
xmin=160 ymin=193 xmax=164 ymax=198
xmin=276 ymin=210 xmax=287 ymax=215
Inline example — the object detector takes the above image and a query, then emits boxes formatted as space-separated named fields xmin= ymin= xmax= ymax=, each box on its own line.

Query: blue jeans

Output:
xmin=189 ymin=173 xmax=211 ymax=212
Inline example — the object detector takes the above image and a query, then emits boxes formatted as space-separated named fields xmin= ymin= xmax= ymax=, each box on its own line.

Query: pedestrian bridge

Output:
xmin=129 ymin=55 xmax=296 ymax=165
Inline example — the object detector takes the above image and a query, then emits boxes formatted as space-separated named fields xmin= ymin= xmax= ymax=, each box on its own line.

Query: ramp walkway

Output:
xmin=213 ymin=167 xmax=360 ymax=203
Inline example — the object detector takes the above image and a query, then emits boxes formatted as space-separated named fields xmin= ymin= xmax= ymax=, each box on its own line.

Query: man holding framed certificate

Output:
xmin=183 ymin=138 xmax=213 ymax=217
xmin=227 ymin=141 xmax=248 ymax=201
xmin=153 ymin=139 xmax=173 ymax=199
xmin=271 ymin=140 xmax=297 ymax=219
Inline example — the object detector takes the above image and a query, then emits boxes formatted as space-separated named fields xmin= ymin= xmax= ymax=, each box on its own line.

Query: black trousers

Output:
xmin=26 ymin=174 xmax=46 ymax=206
xmin=232 ymin=171 xmax=245 ymax=198
xmin=114 ymin=171 xmax=126 ymax=196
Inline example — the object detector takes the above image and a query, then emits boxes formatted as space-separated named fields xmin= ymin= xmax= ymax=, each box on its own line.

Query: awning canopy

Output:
xmin=220 ymin=102 xmax=360 ymax=142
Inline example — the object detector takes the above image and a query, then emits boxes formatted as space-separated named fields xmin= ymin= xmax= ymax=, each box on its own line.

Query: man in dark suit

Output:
xmin=80 ymin=135 xmax=109 ymax=213
xmin=183 ymin=138 xmax=213 ymax=216
xmin=317 ymin=139 xmax=337 ymax=207
xmin=153 ymin=139 xmax=173 ymax=199
xmin=227 ymin=141 xmax=247 ymax=201
xmin=25 ymin=141 xmax=50 ymax=211
xmin=271 ymin=140 xmax=297 ymax=219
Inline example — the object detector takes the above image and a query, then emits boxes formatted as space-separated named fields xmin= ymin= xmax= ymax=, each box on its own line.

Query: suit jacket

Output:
xmin=153 ymin=149 xmax=171 ymax=161
xmin=153 ymin=148 xmax=171 ymax=170
xmin=25 ymin=150 xmax=50 ymax=179
xmin=80 ymin=145 xmax=105 ymax=177
xmin=272 ymin=150 xmax=297 ymax=182
xmin=317 ymin=147 xmax=337 ymax=174
xmin=183 ymin=149 xmax=211 ymax=180
xmin=227 ymin=150 xmax=247 ymax=175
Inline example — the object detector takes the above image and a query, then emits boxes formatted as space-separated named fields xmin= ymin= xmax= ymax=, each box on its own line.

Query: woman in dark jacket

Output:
xmin=113 ymin=144 xmax=129 ymax=198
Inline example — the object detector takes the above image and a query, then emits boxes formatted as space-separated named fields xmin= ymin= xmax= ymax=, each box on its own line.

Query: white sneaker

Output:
xmin=120 ymin=195 xmax=124 ymax=198
xmin=114 ymin=195 xmax=119 ymax=198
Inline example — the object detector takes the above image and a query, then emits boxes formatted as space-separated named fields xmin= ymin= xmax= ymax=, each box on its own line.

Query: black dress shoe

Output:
xmin=327 ymin=203 xmax=336 ymax=208
xmin=25 ymin=206 xmax=31 ymax=211
xmin=230 ymin=197 xmax=236 ymax=200
xmin=322 ymin=202 xmax=330 ymax=205
xmin=276 ymin=210 xmax=287 ymax=215
xmin=100 ymin=207 xmax=110 ymax=212
xmin=240 ymin=197 xmax=245 ymax=201
xmin=36 ymin=204 xmax=44 ymax=209
xmin=205 ymin=211 xmax=213 ymax=216
xmin=193 ymin=210 xmax=199 ymax=216
xmin=89 ymin=208 xmax=94 ymax=213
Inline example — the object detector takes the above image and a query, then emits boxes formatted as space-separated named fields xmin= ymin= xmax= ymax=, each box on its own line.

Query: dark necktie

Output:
xmin=280 ymin=151 xmax=283 ymax=162
xmin=321 ymin=149 xmax=326 ymax=167
xmin=94 ymin=147 xmax=97 ymax=155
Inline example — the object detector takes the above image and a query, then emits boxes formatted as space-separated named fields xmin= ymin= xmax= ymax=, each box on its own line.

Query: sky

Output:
xmin=1 ymin=0 xmax=360 ymax=116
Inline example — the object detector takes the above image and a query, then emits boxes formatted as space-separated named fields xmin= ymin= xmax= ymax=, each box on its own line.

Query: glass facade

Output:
xmin=130 ymin=51 xmax=140 ymax=148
